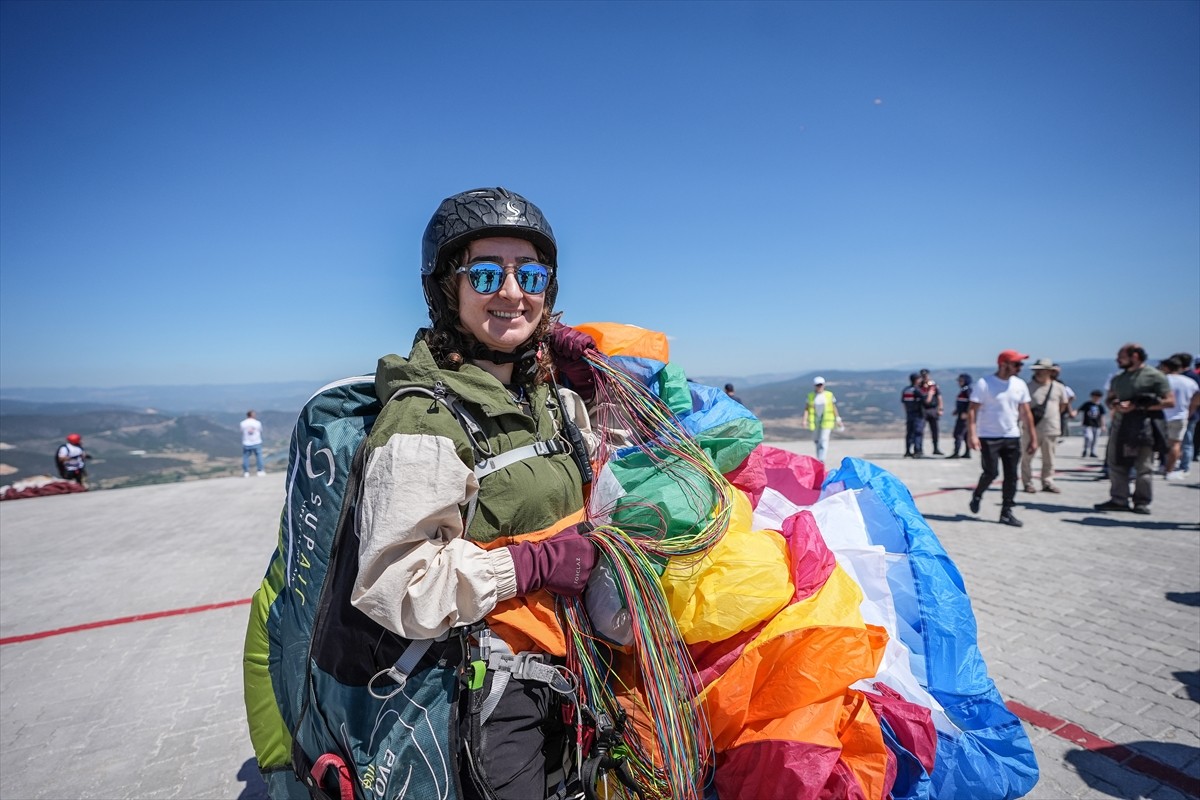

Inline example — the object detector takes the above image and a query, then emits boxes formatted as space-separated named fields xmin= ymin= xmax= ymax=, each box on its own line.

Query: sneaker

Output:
xmin=1094 ymin=500 xmax=1130 ymax=512
xmin=1042 ymin=484 xmax=1061 ymax=494
xmin=969 ymin=495 xmax=981 ymax=514
xmin=933 ymin=450 xmax=945 ymax=455
xmin=243 ymin=472 xmax=250 ymax=478
xmin=1165 ymin=470 xmax=1186 ymax=482
xmin=257 ymin=470 xmax=266 ymax=477
xmin=1023 ymin=483 xmax=1038 ymax=493
xmin=1132 ymin=505 xmax=1151 ymax=515
xmin=999 ymin=511 xmax=1024 ymax=527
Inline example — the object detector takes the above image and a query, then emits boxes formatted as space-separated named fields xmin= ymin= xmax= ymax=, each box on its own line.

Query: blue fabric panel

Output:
xmin=824 ymin=457 xmax=1039 ymax=800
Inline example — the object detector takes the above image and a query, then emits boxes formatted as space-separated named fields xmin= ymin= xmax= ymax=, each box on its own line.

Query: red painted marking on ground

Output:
xmin=0 ymin=598 xmax=252 ymax=646
xmin=1007 ymin=700 xmax=1200 ymax=798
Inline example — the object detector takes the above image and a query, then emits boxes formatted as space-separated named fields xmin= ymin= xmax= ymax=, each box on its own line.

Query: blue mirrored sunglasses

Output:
xmin=456 ymin=262 xmax=552 ymax=295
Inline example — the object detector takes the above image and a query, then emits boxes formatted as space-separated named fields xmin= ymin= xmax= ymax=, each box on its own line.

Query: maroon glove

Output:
xmin=508 ymin=522 xmax=597 ymax=596
xmin=550 ymin=322 xmax=597 ymax=402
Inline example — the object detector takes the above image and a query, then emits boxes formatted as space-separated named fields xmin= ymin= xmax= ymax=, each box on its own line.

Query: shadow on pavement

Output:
xmin=1019 ymin=502 xmax=1092 ymax=514
xmin=238 ymin=758 xmax=269 ymax=800
xmin=1064 ymin=741 xmax=1200 ymax=799
xmin=1065 ymin=516 xmax=1200 ymax=531
xmin=922 ymin=512 xmax=976 ymax=523
xmin=1174 ymin=671 xmax=1200 ymax=704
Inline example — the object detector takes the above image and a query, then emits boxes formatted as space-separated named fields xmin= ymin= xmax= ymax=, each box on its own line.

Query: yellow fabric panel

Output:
xmin=661 ymin=492 xmax=792 ymax=644
xmin=749 ymin=564 xmax=866 ymax=648
xmin=576 ymin=322 xmax=670 ymax=362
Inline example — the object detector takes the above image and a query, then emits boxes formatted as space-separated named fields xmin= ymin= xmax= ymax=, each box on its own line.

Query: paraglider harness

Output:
xmin=291 ymin=376 xmax=640 ymax=800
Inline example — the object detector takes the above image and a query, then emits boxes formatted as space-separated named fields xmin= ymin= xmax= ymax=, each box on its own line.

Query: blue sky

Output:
xmin=2 ymin=0 xmax=1197 ymax=389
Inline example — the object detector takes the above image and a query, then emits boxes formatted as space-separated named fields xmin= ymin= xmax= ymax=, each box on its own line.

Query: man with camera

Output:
xmin=1095 ymin=343 xmax=1174 ymax=514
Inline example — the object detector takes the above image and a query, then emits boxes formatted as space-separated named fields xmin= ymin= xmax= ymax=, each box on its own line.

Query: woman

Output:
xmin=350 ymin=187 xmax=599 ymax=800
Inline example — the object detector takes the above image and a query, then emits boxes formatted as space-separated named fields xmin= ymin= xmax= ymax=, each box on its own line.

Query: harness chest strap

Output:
xmin=474 ymin=439 xmax=566 ymax=480
xmin=386 ymin=383 xmax=571 ymax=530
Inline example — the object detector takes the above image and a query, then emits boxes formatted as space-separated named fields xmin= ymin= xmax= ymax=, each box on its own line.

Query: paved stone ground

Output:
xmin=0 ymin=437 xmax=1197 ymax=800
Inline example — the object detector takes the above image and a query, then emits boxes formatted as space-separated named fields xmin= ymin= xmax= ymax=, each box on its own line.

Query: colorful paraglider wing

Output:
xmin=572 ymin=323 xmax=1035 ymax=799
xmin=823 ymin=457 xmax=1040 ymax=799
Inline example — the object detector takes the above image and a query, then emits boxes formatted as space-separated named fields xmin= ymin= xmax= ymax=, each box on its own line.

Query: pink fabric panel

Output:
xmin=716 ymin=739 xmax=843 ymax=800
xmin=864 ymin=682 xmax=938 ymax=774
xmin=779 ymin=510 xmax=837 ymax=603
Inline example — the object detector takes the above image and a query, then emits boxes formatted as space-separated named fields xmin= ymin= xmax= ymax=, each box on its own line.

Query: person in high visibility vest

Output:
xmin=802 ymin=376 xmax=843 ymax=463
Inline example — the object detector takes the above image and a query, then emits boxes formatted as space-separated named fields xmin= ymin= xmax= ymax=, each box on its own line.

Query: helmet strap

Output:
xmin=466 ymin=342 xmax=540 ymax=382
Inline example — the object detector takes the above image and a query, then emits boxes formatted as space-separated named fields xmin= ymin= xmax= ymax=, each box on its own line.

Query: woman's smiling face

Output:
xmin=456 ymin=237 xmax=545 ymax=354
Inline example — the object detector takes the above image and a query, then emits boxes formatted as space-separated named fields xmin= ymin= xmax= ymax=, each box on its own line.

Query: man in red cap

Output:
xmin=966 ymin=350 xmax=1038 ymax=526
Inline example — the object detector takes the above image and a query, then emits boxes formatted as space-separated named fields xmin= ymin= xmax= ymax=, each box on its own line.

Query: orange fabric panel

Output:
xmin=478 ymin=509 xmax=586 ymax=656
xmin=701 ymin=625 xmax=885 ymax=749
xmin=487 ymin=591 xmax=566 ymax=656
xmin=576 ymin=322 xmax=670 ymax=363
xmin=475 ymin=508 xmax=588 ymax=550
xmin=836 ymin=690 xmax=890 ymax=800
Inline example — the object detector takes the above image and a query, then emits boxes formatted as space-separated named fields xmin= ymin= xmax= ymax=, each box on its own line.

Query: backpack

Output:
xmin=244 ymin=374 xmax=588 ymax=800
xmin=55 ymin=446 xmax=69 ymax=479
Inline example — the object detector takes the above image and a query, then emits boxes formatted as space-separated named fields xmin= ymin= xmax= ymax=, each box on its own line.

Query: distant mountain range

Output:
xmin=0 ymin=359 xmax=1117 ymax=489
xmin=0 ymin=378 xmax=353 ymax=416
xmin=0 ymin=404 xmax=296 ymax=490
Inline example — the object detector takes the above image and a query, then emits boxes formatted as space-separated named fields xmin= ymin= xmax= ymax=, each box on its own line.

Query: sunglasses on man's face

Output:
xmin=456 ymin=262 xmax=552 ymax=295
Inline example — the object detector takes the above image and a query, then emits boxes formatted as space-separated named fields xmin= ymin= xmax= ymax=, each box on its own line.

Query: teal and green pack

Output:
xmin=242 ymin=376 xmax=468 ymax=800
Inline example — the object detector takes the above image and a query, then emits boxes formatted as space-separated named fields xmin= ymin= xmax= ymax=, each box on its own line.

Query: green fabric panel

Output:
xmin=369 ymin=341 xmax=584 ymax=542
xmin=608 ymin=450 xmax=721 ymax=555
xmin=657 ymin=362 xmax=694 ymax=416
xmin=697 ymin=417 xmax=764 ymax=475
xmin=243 ymin=569 xmax=292 ymax=770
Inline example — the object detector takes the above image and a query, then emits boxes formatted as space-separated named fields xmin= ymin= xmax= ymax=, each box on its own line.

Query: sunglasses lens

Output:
xmin=515 ymin=264 xmax=550 ymax=294
xmin=466 ymin=264 xmax=505 ymax=294
xmin=463 ymin=262 xmax=550 ymax=294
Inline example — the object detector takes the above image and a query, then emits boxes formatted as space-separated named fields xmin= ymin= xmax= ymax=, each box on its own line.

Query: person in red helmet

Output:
xmin=56 ymin=433 xmax=92 ymax=487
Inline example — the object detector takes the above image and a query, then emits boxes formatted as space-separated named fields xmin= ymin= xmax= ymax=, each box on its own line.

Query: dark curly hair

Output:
xmin=422 ymin=246 xmax=555 ymax=387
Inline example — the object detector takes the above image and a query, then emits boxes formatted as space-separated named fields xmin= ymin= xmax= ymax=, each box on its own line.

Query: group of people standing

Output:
xmin=902 ymin=369 xmax=947 ymax=457
xmin=963 ymin=344 xmax=1198 ymax=527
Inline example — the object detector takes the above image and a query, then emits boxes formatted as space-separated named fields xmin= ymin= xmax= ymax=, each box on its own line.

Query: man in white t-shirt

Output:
xmin=967 ymin=349 xmax=1038 ymax=527
xmin=240 ymin=410 xmax=265 ymax=477
xmin=1161 ymin=357 xmax=1200 ymax=481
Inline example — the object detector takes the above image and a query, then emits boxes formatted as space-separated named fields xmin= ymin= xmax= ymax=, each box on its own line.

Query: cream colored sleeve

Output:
xmin=351 ymin=432 xmax=518 ymax=640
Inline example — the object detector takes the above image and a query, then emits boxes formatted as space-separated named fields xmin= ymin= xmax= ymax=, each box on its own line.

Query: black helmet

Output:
xmin=958 ymin=372 xmax=972 ymax=383
xmin=421 ymin=187 xmax=558 ymax=324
